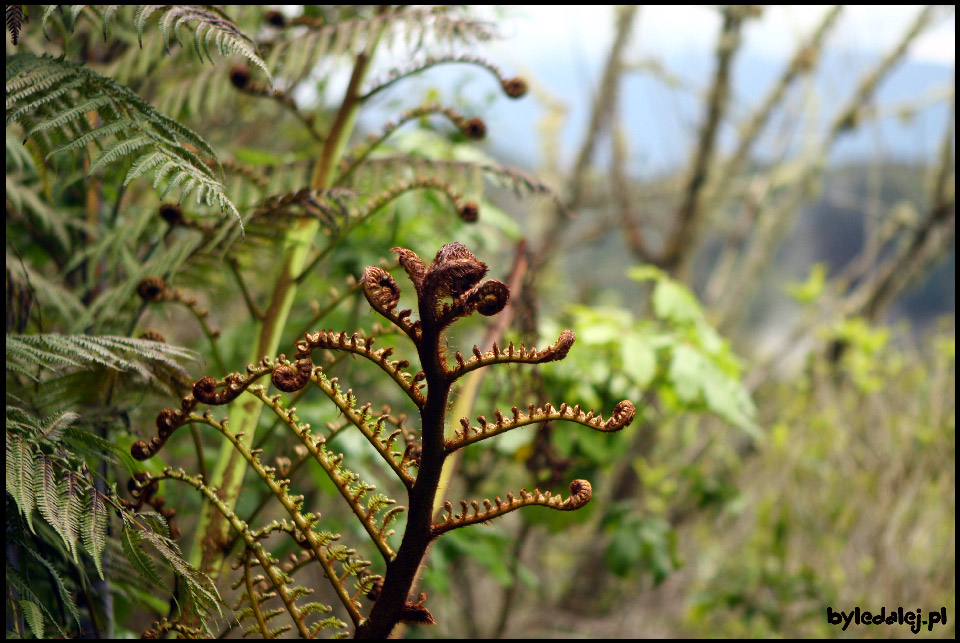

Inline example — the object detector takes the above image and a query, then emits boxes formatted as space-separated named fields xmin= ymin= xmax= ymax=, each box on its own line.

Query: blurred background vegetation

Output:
xmin=6 ymin=5 xmax=954 ymax=638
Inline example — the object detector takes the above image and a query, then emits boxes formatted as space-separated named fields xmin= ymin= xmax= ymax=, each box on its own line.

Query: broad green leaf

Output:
xmin=620 ymin=333 xmax=656 ymax=389
xmin=652 ymin=280 xmax=701 ymax=324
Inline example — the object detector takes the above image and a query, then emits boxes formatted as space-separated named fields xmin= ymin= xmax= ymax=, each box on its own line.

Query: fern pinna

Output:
xmin=131 ymin=242 xmax=636 ymax=637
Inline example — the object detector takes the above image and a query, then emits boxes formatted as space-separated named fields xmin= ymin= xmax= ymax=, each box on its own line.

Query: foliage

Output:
xmin=5 ymin=4 xmax=640 ymax=639
xmin=687 ymin=324 xmax=955 ymax=638
xmin=7 ymin=3 xmax=951 ymax=639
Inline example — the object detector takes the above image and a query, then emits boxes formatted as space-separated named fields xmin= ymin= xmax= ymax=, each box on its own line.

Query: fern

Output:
xmin=135 ymin=5 xmax=271 ymax=81
xmin=6 ymin=53 xmax=244 ymax=234
xmin=263 ymin=6 xmax=496 ymax=85
xmin=6 ymin=333 xmax=197 ymax=380
xmin=6 ymin=429 xmax=38 ymax=534
xmin=5 ymin=5 xmax=642 ymax=638
xmin=119 ymin=520 xmax=166 ymax=593
xmin=81 ymin=485 xmax=108 ymax=579
xmin=28 ymin=5 xmax=270 ymax=82
xmin=6 ymin=4 xmax=25 ymax=45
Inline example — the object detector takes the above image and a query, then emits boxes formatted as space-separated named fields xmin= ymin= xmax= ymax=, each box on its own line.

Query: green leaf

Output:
xmin=627 ymin=264 xmax=665 ymax=283
xmin=19 ymin=599 xmax=44 ymax=639
xmin=785 ymin=263 xmax=827 ymax=304
xmin=604 ymin=515 xmax=679 ymax=583
xmin=121 ymin=524 xmax=167 ymax=593
xmin=60 ymin=470 xmax=84 ymax=563
xmin=83 ymin=490 xmax=109 ymax=580
xmin=620 ymin=333 xmax=656 ymax=389
xmin=19 ymin=538 xmax=82 ymax=629
xmin=5 ymin=431 xmax=37 ymax=534
xmin=668 ymin=345 xmax=761 ymax=439
xmin=702 ymin=371 xmax=762 ymax=441
xmin=652 ymin=279 xmax=701 ymax=324
xmin=36 ymin=455 xmax=69 ymax=551
xmin=668 ymin=344 xmax=706 ymax=403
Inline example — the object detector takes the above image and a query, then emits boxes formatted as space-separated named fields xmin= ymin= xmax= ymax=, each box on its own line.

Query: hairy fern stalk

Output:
xmin=6 ymin=5 xmax=617 ymax=638
xmin=131 ymin=242 xmax=636 ymax=637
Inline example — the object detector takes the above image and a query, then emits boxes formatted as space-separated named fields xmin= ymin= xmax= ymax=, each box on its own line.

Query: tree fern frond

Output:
xmin=64 ymin=425 xmax=139 ymax=475
xmin=6 ymin=76 xmax=86 ymax=123
xmin=6 ymin=176 xmax=71 ymax=250
xmin=81 ymin=488 xmax=108 ymax=579
xmin=265 ymin=7 xmax=494 ymax=85
xmin=20 ymin=533 xmax=83 ymax=628
xmin=120 ymin=522 xmax=166 ymax=592
xmin=60 ymin=468 xmax=84 ymax=563
xmin=6 ymin=333 xmax=199 ymax=379
xmin=19 ymin=598 xmax=45 ymax=638
xmin=39 ymin=5 xmax=60 ymax=40
xmin=36 ymin=455 xmax=69 ymax=552
xmin=7 ymin=53 xmax=245 ymax=235
xmin=41 ymin=410 xmax=80 ymax=441
xmin=7 ymin=560 xmax=69 ymax=637
xmin=87 ymin=134 xmax=157 ymax=175
xmin=160 ymin=6 xmax=271 ymax=81
xmin=139 ymin=527 xmax=222 ymax=615
xmin=6 ymin=129 xmax=35 ymax=169
xmin=6 ymin=431 xmax=37 ymax=533
xmin=6 ymin=254 xmax=87 ymax=325
xmin=100 ymin=4 xmax=120 ymax=40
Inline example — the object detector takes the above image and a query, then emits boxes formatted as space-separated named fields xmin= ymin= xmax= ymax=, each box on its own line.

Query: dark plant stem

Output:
xmin=357 ymin=308 xmax=451 ymax=637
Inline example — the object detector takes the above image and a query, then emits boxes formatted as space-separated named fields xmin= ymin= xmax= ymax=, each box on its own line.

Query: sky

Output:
xmin=463 ymin=5 xmax=956 ymax=171
xmin=335 ymin=6 xmax=955 ymax=173
xmin=485 ymin=5 xmax=955 ymax=68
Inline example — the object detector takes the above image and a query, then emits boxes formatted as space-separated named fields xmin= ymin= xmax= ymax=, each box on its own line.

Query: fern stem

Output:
xmin=227 ymin=256 xmax=263 ymax=321
xmin=189 ymin=425 xmax=209 ymax=483
xmin=187 ymin=304 xmax=226 ymax=376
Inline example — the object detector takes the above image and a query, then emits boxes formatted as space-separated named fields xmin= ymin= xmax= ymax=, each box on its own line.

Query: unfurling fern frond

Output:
xmin=6 ymin=53 xmax=245 ymax=235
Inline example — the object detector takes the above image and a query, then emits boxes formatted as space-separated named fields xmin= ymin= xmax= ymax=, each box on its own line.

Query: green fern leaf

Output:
xmin=88 ymin=134 xmax=153 ymax=175
xmin=40 ymin=6 xmax=60 ymax=40
xmin=68 ymin=5 xmax=87 ymax=25
xmin=6 ymin=333 xmax=198 ymax=380
xmin=7 ymin=567 xmax=68 ymax=637
xmin=101 ymin=5 xmax=120 ymax=40
xmin=64 ymin=425 xmax=139 ymax=475
xmin=36 ymin=455 xmax=69 ymax=551
xmin=19 ymin=598 xmax=45 ymax=639
xmin=20 ymin=537 xmax=82 ymax=628
xmin=60 ymin=469 xmax=84 ymax=563
xmin=5 ymin=431 xmax=37 ymax=533
xmin=7 ymin=53 xmax=245 ymax=235
xmin=41 ymin=410 xmax=80 ymax=441
xmin=121 ymin=523 xmax=167 ymax=592
xmin=139 ymin=528 xmax=222 ymax=615
xmin=82 ymin=489 xmax=108 ymax=580
xmin=6 ymin=257 xmax=87 ymax=327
